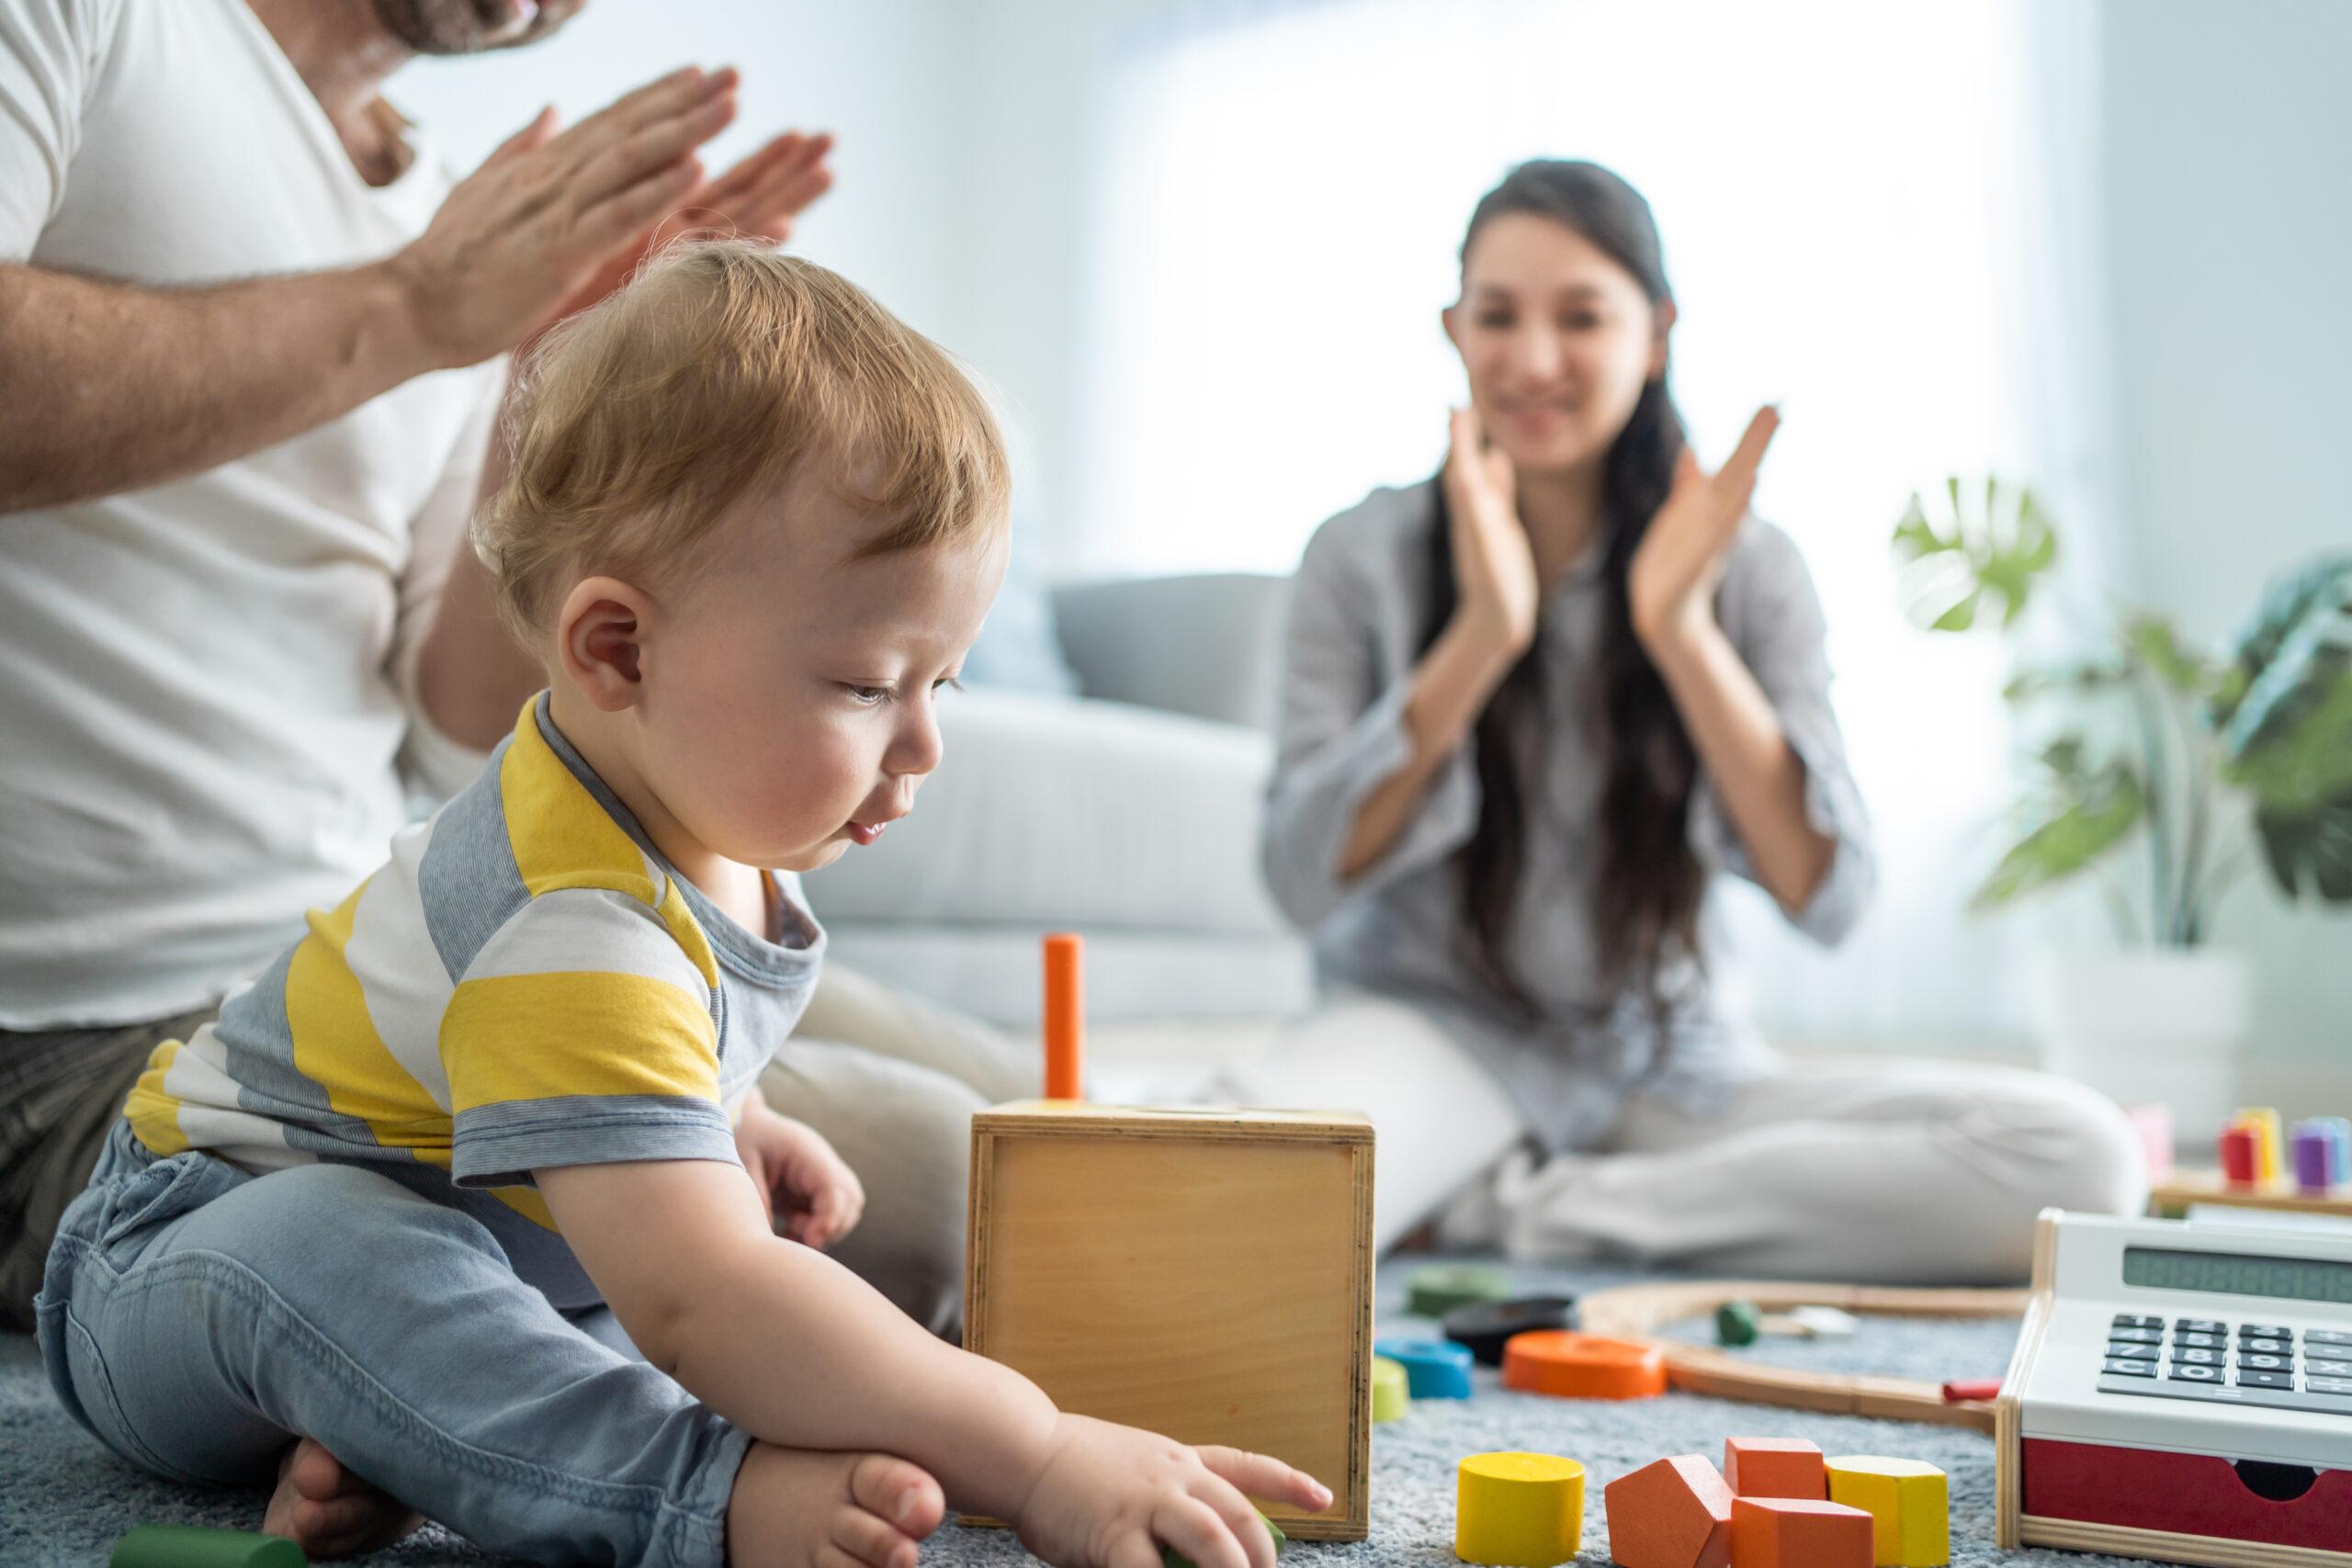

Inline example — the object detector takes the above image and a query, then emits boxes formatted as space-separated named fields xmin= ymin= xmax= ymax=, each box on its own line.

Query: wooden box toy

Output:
xmin=963 ymin=1100 xmax=1375 ymax=1540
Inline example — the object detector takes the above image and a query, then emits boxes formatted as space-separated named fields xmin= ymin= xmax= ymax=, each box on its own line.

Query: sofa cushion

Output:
xmin=802 ymin=689 xmax=1297 ymax=941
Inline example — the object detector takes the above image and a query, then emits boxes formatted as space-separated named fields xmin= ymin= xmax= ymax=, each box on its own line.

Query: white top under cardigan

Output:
xmin=0 ymin=0 xmax=501 ymax=1027
xmin=1260 ymin=479 xmax=1876 ymax=1150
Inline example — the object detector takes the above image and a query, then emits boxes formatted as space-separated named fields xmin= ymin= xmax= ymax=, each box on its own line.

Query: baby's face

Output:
xmin=632 ymin=483 xmax=1009 ymax=874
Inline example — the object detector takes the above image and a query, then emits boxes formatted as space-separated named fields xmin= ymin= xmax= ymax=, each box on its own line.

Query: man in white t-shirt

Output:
xmin=0 ymin=6 xmax=1035 ymax=1546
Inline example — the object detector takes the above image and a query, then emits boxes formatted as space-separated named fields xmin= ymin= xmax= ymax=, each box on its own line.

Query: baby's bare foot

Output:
xmin=263 ymin=1437 xmax=425 ymax=1561
xmin=728 ymin=1446 xmax=944 ymax=1568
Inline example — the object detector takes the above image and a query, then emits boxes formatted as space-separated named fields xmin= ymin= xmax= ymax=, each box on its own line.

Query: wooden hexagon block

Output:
xmin=1728 ymin=1496 xmax=1874 ymax=1568
xmin=1825 ymin=1456 xmax=1948 ymax=1567
xmin=1601 ymin=1454 xmax=1732 ymax=1568
xmin=1723 ymin=1438 xmax=1826 ymax=1500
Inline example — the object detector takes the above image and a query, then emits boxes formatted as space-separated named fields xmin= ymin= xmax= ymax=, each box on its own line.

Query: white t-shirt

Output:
xmin=0 ymin=0 xmax=500 ymax=1028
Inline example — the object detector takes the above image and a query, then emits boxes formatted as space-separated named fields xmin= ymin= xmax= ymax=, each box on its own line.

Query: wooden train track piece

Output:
xmin=1573 ymin=1280 xmax=2028 ymax=1434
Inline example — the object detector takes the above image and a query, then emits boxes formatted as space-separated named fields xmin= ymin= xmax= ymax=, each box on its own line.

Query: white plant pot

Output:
xmin=2030 ymin=948 xmax=2253 ymax=1149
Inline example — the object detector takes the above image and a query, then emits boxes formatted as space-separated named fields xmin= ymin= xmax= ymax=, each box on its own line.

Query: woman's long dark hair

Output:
xmin=1420 ymin=159 xmax=1705 ymax=1025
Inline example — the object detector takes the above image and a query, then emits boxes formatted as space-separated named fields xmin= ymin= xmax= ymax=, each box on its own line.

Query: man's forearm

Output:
xmin=416 ymin=514 xmax=547 ymax=748
xmin=0 ymin=260 xmax=441 ymax=512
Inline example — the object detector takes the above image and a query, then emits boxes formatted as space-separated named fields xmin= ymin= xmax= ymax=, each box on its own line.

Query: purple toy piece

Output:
xmin=2286 ymin=1123 xmax=2342 ymax=1194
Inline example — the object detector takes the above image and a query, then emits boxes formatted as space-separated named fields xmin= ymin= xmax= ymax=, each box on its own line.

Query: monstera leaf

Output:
xmin=1972 ymin=740 xmax=2147 ymax=911
xmin=2122 ymin=614 xmax=2213 ymax=699
xmin=2220 ymin=555 xmax=2352 ymax=901
xmin=1892 ymin=476 xmax=2057 ymax=632
xmin=2252 ymin=802 xmax=2352 ymax=902
xmin=2215 ymin=554 xmax=2352 ymax=725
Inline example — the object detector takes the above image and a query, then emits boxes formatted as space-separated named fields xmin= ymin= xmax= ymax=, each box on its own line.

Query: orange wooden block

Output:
xmin=1502 ymin=1331 xmax=1667 ymax=1400
xmin=1602 ymin=1454 xmax=1733 ymax=1568
xmin=1723 ymin=1438 xmax=1826 ymax=1500
xmin=1728 ymin=1496 xmax=1873 ymax=1568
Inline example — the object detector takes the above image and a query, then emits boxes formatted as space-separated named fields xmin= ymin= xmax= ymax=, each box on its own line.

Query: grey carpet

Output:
xmin=3 ymin=1259 xmax=2165 ymax=1567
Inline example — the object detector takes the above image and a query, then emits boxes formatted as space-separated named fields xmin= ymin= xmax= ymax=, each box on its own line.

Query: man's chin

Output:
xmin=370 ymin=0 xmax=582 ymax=56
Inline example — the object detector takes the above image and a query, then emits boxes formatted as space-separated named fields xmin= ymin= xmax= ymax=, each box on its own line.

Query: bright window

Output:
xmin=1076 ymin=0 xmax=2075 ymax=1045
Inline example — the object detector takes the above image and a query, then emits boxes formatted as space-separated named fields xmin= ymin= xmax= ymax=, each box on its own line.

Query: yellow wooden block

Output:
xmin=1454 ymin=1452 xmax=1585 ymax=1567
xmin=2234 ymin=1108 xmax=2286 ymax=1183
xmin=1372 ymin=1357 xmax=1409 ymax=1422
xmin=965 ymin=1102 xmax=1374 ymax=1540
xmin=1826 ymin=1456 xmax=1948 ymax=1567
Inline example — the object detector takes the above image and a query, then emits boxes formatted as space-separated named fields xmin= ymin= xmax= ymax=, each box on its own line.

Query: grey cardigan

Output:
xmin=1261 ymin=480 xmax=1875 ymax=1150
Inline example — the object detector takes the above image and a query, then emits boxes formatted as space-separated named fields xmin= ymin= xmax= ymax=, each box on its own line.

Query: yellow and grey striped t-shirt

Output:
xmin=123 ymin=693 xmax=825 ymax=1307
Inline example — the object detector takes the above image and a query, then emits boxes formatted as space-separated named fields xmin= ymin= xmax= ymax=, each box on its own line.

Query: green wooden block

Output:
xmin=1716 ymin=1299 xmax=1761 ymax=1348
xmin=111 ymin=1525 xmax=306 ymax=1568
xmin=1162 ymin=1506 xmax=1285 ymax=1568
xmin=1406 ymin=1263 xmax=1512 ymax=1318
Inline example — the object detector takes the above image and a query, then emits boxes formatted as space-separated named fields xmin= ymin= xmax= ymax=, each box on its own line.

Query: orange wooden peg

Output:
xmin=1044 ymin=932 xmax=1084 ymax=1100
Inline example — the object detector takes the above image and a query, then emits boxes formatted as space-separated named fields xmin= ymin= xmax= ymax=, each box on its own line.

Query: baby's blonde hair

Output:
xmin=476 ymin=242 xmax=1011 ymax=646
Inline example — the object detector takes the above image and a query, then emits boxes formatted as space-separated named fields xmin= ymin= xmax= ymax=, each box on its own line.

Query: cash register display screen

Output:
xmin=2124 ymin=1247 xmax=2352 ymax=1303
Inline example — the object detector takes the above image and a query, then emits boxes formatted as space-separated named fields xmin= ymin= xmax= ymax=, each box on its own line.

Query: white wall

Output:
xmin=2098 ymin=0 xmax=2352 ymax=1074
xmin=389 ymin=0 xmax=970 ymax=340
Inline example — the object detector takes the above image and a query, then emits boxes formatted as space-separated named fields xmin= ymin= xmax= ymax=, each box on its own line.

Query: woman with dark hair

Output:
xmin=1239 ymin=160 xmax=2144 ymax=1283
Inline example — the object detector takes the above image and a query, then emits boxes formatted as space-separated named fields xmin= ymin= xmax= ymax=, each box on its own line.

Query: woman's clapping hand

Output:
xmin=1627 ymin=404 xmax=1780 ymax=651
xmin=1442 ymin=406 xmax=1541 ymax=652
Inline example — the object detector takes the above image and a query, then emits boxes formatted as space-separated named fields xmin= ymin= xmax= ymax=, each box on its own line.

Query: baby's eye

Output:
xmin=933 ymin=676 xmax=966 ymax=694
xmin=844 ymin=684 xmax=892 ymax=705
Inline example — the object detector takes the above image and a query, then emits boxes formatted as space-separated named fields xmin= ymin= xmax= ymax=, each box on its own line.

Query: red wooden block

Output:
xmin=2219 ymin=1124 xmax=2260 ymax=1185
xmin=1602 ymin=1455 xmax=1733 ymax=1568
xmin=1728 ymin=1496 xmax=1873 ymax=1568
xmin=1723 ymin=1438 xmax=1826 ymax=1500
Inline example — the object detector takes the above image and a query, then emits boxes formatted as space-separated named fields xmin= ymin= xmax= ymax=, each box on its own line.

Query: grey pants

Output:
xmin=1 ymin=961 xmax=1039 ymax=1336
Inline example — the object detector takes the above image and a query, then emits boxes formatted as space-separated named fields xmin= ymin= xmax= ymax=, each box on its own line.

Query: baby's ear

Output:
xmin=556 ymin=575 xmax=652 ymax=712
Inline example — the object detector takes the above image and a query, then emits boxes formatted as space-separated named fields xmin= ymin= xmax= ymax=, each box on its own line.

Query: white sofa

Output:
xmin=801 ymin=574 xmax=1315 ymax=1034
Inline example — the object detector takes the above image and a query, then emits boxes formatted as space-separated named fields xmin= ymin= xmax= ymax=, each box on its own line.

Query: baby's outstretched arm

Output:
xmin=538 ymin=1157 xmax=1327 ymax=1568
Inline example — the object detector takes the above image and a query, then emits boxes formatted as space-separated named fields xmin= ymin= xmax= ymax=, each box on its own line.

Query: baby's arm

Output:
xmin=539 ymin=1157 xmax=1326 ymax=1568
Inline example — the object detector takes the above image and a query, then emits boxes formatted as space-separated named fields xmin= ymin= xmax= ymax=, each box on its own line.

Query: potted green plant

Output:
xmin=1893 ymin=478 xmax=2352 ymax=1134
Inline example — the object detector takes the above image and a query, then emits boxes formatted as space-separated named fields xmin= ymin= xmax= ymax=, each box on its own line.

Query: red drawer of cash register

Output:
xmin=2022 ymin=1438 xmax=2352 ymax=1551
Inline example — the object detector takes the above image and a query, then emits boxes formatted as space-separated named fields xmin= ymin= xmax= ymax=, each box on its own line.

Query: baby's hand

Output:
xmin=735 ymin=1103 xmax=865 ymax=1247
xmin=1012 ymin=1414 xmax=1329 ymax=1568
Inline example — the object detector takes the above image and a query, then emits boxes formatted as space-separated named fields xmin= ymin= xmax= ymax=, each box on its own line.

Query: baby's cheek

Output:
xmin=751 ymin=726 xmax=865 ymax=816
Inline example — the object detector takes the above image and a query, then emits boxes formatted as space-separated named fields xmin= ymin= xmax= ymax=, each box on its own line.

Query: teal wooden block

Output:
xmin=1373 ymin=1337 xmax=1475 ymax=1398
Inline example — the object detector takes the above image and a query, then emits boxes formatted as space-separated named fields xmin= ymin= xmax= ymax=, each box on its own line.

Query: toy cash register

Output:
xmin=1997 ymin=1208 xmax=2352 ymax=1564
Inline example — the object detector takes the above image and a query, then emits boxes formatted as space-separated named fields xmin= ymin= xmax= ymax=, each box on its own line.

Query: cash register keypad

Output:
xmin=2098 ymin=1314 xmax=2352 ymax=1415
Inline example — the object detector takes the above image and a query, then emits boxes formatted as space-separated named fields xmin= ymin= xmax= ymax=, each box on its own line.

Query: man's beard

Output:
xmin=368 ymin=0 xmax=581 ymax=56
